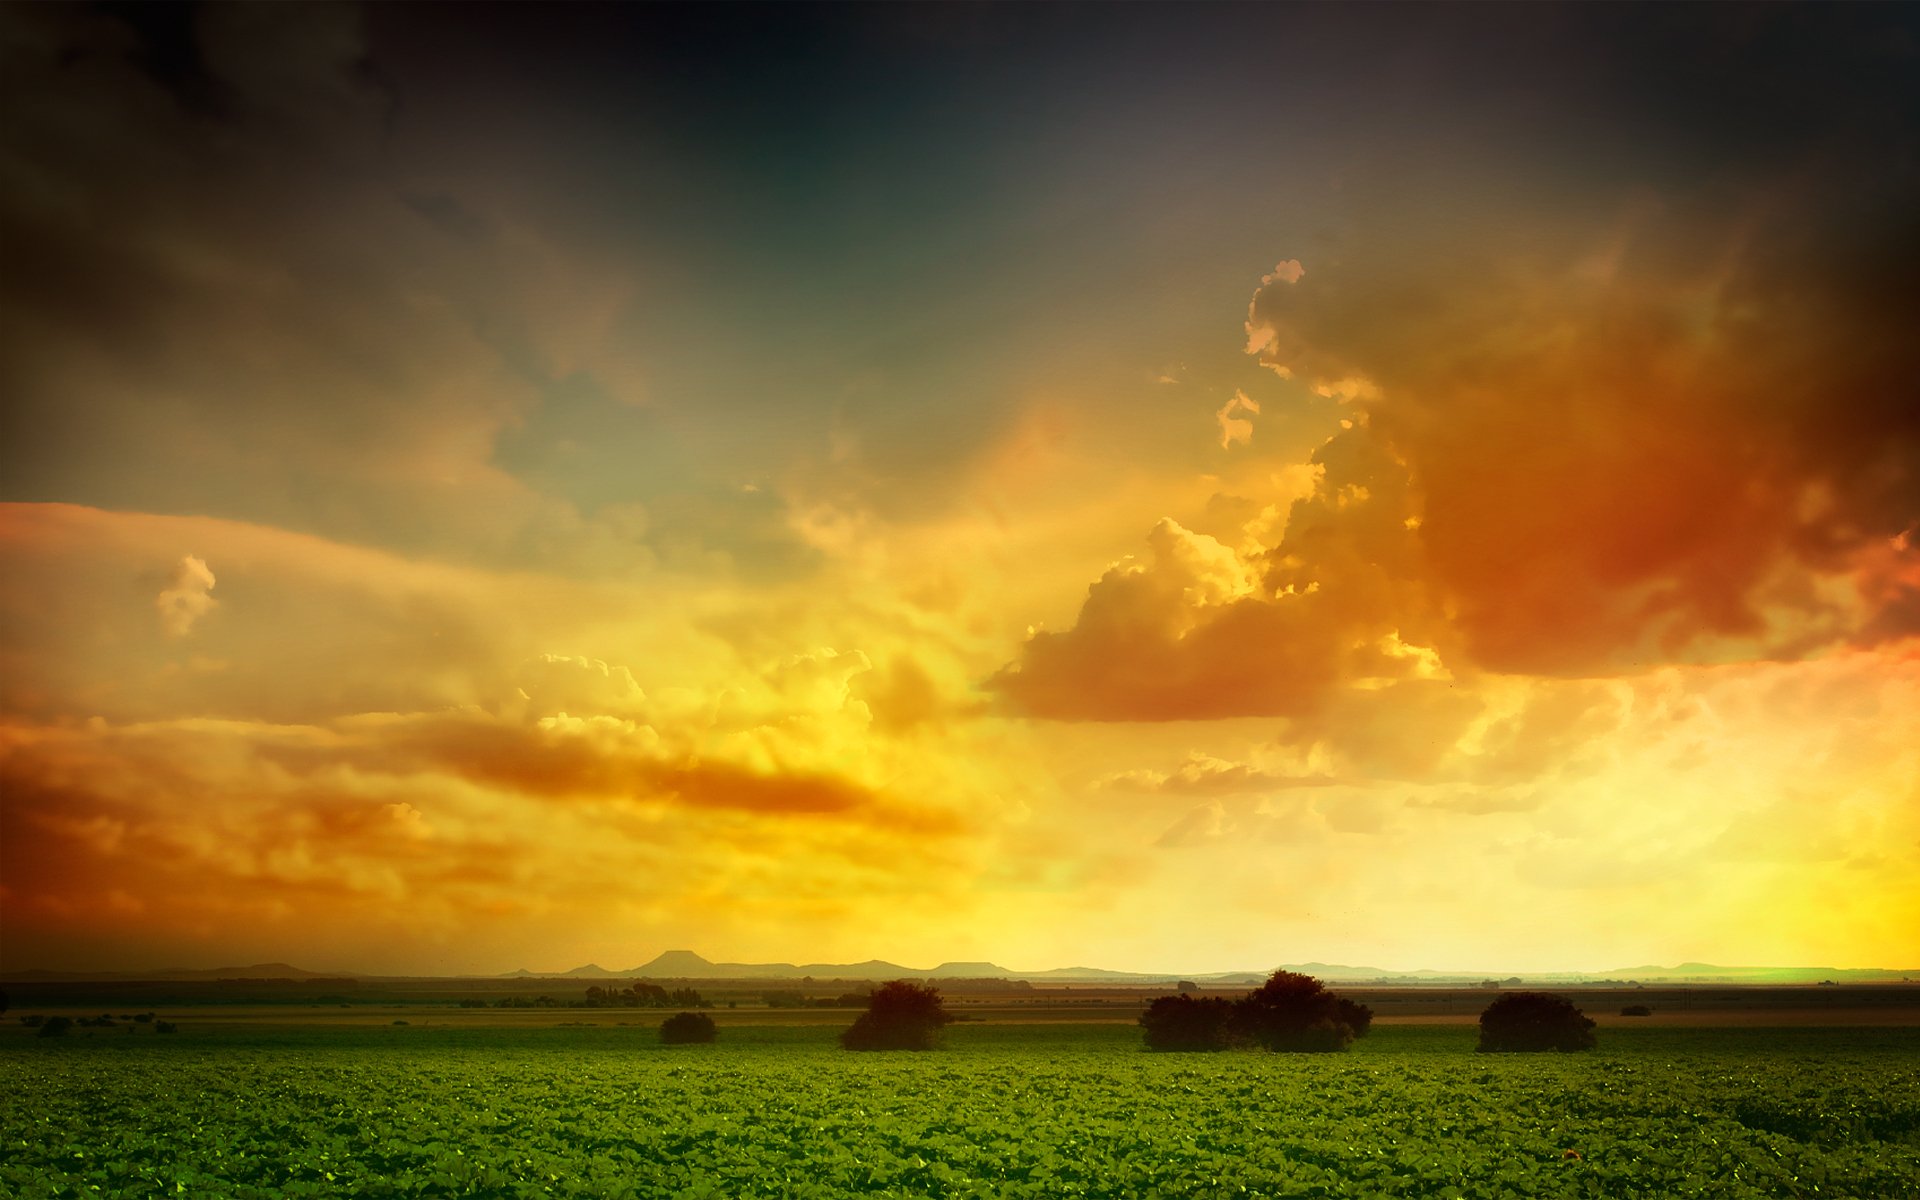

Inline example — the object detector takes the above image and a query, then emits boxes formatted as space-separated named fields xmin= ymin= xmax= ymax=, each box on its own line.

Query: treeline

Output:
xmin=19 ymin=1012 xmax=177 ymax=1036
xmin=761 ymin=990 xmax=872 ymax=1009
xmin=459 ymin=983 xmax=710 ymax=1010
xmin=1141 ymin=971 xmax=1374 ymax=1052
xmin=1142 ymin=973 xmax=1597 ymax=1054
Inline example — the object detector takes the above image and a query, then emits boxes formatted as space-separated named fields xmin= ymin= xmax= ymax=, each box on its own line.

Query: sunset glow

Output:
xmin=3 ymin=3 xmax=1916 ymax=976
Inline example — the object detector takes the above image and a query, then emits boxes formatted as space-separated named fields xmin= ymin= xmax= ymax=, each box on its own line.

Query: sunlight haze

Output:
xmin=2 ymin=3 xmax=1917 ymax=978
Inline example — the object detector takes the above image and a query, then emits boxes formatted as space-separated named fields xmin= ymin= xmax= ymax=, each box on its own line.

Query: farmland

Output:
xmin=3 ymin=1011 xmax=1917 ymax=1199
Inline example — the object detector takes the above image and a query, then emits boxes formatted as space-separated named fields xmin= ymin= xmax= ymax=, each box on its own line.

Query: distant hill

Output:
xmin=615 ymin=951 xmax=929 ymax=981
xmin=7 ymin=954 xmax=1915 ymax=986
xmin=3 ymin=962 xmax=346 ymax=982
xmin=489 ymin=953 xmax=1918 ymax=986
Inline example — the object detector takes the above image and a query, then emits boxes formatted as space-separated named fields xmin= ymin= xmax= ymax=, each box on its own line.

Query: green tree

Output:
xmin=660 ymin=1011 xmax=717 ymax=1044
xmin=1229 ymin=970 xmax=1372 ymax=1053
xmin=1477 ymin=991 xmax=1596 ymax=1052
xmin=1139 ymin=993 xmax=1235 ymax=1051
xmin=841 ymin=981 xmax=953 ymax=1050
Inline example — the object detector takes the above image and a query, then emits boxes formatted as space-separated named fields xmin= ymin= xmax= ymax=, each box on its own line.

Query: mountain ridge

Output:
xmin=6 ymin=953 xmax=1913 ymax=985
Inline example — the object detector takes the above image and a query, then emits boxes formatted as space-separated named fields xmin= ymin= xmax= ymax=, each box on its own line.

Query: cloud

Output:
xmin=991 ymin=444 xmax=1446 ymax=720
xmin=0 ymin=4 xmax=663 ymax=578
xmin=515 ymin=653 xmax=647 ymax=723
xmin=1100 ymin=753 xmax=1337 ymax=796
xmin=156 ymin=555 xmax=216 ymax=637
xmin=1244 ymin=260 xmax=1304 ymax=360
xmin=1155 ymin=800 xmax=1230 ymax=848
xmin=992 ymin=517 xmax=1365 ymax=720
xmin=1000 ymin=130 xmax=1919 ymax=722
xmin=1240 ymin=188 xmax=1919 ymax=677
xmin=1215 ymin=390 xmax=1260 ymax=449
xmin=0 ymin=698 xmax=984 ymax=971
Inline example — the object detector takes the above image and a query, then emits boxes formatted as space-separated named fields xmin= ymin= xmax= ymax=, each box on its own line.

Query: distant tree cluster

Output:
xmin=457 ymin=984 xmax=710 ymax=1010
xmin=1477 ymin=992 xmax=1596 ymax=1052
xmin=18 ymin=1012 xmax=173 ymax=1037
xmin=842 ymin=981 xmax=954 ymax=1050
xmin=755 ymin=989 xmax=873 ymax=1009
xmin=471 ymin=995 xmax=561 ymax=1009
xmin=580 ymin=983 xmax=708 ymax=1009
xmin=1140 ymin=971 xmax=1374 ymax=1053
xmin=659 ymin=1011 xmax=717 ymax=1044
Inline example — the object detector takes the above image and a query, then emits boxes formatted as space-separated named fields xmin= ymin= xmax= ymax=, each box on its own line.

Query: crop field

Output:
xmin=3 ymin=1021 xmax=1917 ymax=1199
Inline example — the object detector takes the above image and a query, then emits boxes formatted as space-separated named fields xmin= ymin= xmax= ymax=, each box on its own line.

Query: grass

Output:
xmin=4 ymin=1018 xmax=1917 ymax=1197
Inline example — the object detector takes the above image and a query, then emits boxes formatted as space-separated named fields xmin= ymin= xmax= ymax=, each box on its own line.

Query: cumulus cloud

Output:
xmin=1215 ymin=390 xmax=1260 ymax=449
xmin=991 ymin=438 xmax=1445 ymax=720
xmin=1240 ymin=193 xmax=1920 ymax=675
xmin=515 ymin=653 xmax=647 ymax=722
xmin=1244 ymin=260 xmax=1303 ymax=361
xmin=992 ymin=517 xmax=1353 ymax=720
xmin=156 ymin=555 xmax=216 ymax=637
xmin=1002 ymin=128 xmax=1919 ymax=721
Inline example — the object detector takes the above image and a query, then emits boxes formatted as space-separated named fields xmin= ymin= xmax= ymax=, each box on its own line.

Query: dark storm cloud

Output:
xmin=996 ymin=2 xmax=1920 ymax=717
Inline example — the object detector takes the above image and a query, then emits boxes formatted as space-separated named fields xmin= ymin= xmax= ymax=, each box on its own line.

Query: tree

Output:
xmin=1477 ymin=991 xmax=1596 ymax=1052
xmin=840 ymin=980 xmax=953 ymax=1050
xmin=1139 ymin=993 xmax=1235 ymax=1051
xmin=1332 ymin=995 xmax=1374 ymax=1038
xmin=659 ymin=1011 xmax=717 ymax=1044
xmin=1138 ymin=971 xmax=1372 ymax=1054
xmin=1230 ymin=970 xmax=1371 ymax=1053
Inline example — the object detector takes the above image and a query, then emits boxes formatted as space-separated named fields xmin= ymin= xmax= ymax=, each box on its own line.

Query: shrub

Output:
xmin=36 ymin=1016 xmax=73 ymax=1039
xmin=155 ymin=1020 xmax=178 ymax=1034
xmin=660 ymin=1011 xmax=717 ymax=1044
xmin=1478 ymin=991 xmax=1597 ymax=1052
xmin=1620 ymin=1004 xmax=1653 ymax=1017
xmin=1231 ymin=971 xmax=1368 ymax=1053
xmin=841 ymin=981 xmax=953 ymax=1050
xmin=1333 ymin=995 xmax=1375 ymax=1038
xmin=1140 ymin=993 xmax=1236 ymax=1051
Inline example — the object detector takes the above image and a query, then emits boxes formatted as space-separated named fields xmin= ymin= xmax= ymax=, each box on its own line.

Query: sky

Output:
xmin=2 ymin=2 xmax=1917 ymax=977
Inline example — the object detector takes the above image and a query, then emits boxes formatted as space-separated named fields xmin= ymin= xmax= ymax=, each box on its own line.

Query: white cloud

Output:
xmin=1215 ymin=390 xmax=1261 ymax=449
xmin=157 ymin=555 xmax=217 ymax=637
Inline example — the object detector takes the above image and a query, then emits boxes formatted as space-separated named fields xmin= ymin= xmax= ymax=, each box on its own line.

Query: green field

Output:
xmin=3 ymin=1021 xmax=1917 ymax=1199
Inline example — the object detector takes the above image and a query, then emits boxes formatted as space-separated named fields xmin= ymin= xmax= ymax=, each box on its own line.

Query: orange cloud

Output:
xmin=1215 ymin=391 xmax=1260 ymax=449
xmin=1000 ymin=177 xmax=1919 ymax=727
xmin=156 ymin=555 xmax=217 ymax=637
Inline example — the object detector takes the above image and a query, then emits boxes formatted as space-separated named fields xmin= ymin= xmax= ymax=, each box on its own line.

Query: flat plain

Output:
xmin=3 ymin=988 xmax=1917 ymax=1198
